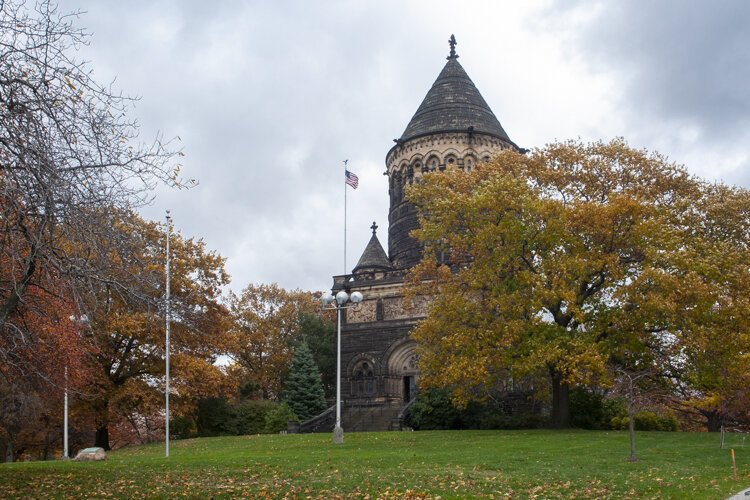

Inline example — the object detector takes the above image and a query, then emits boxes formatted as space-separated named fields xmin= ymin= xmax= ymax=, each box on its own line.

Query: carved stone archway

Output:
xmin=345 ymin=353 xmax=379 ymax=400
xmin=384 ymin=339 xmax=419 ymax=402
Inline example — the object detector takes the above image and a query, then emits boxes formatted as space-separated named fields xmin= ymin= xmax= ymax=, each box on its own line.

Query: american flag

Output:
xmin=345 ymin=170 xmax=359 ymax=189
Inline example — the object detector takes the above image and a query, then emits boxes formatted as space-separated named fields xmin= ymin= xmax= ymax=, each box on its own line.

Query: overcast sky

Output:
xmin=72 ymin=0 xmax=750 ymax=294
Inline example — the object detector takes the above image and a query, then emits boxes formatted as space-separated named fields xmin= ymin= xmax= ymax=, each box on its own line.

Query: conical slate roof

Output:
xmin=399 ymin=56 xmax=511 ymax=143
xmin=353 ymin=224 xmax=392 ymax=274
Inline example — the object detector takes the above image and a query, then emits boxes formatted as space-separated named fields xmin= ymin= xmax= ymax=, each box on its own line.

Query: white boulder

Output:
xmin=73 ymin=447 xmax=107 ymax=461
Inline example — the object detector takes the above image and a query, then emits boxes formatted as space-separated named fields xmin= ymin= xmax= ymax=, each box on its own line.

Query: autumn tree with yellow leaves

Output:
xmin=226 ymin=284 xmax=322 ymax=401
xmin=407 ymin=139 xmax=750 ymax=429
xmin=80 ymin=210 xmax=231 ymax=450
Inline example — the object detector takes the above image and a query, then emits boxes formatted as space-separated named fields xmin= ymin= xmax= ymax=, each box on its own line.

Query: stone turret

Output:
xmin=316 ymin=37 xmax=524 ymax=432
xmin=386 ymin=35 xmax=520 ymax=269
xmin=352 ymin=222 xmax=392 ymax=274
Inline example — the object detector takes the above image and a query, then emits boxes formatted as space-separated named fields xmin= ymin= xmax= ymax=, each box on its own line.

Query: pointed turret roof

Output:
xmin=399 ymin=36 xmax=511 ymax=143
xmin=352 ymin=222 xmax=392 ymax=274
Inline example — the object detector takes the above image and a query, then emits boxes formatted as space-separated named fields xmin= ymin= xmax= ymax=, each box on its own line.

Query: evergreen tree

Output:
xmin=299 ymin=313 xmax=336 ymax=397
xmin=283 ymin=341 xmax=328 ymax=421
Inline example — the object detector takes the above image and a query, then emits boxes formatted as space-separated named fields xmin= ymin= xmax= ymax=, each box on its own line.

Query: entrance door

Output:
xmin=403 ymin=376 xmax=416 ymax=403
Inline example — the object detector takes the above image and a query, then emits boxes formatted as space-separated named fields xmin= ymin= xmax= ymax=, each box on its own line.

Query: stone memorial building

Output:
xmin=329 ymin=36 xmax=523 ymax=431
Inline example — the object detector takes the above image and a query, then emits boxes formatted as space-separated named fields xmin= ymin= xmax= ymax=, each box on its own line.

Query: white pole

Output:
xmin=333 ymin=305 xmax=343 ymax=443
xmin=343 ymin=159 xmax=348 ymax=274
xmin=63 ymin=365 xmax=69 ymax=459
xmin=165 ymin=211 xmax=171 ymax=458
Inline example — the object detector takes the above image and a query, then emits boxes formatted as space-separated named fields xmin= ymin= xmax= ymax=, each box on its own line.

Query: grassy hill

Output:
xmin=1 ymin=429 xmax=747 ymax=498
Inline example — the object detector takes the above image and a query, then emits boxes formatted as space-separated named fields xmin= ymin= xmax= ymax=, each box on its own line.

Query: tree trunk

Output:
xmin=94 ymin=425 xmax=110 ymax=451
xmin=94 ymin=400 xmax=111 ymax=450
xmin=705 ymin=410 xmax=723 ymax=432
xmin=627 ymin=408 xmax=637 ymax=462
xmin=550 ymin=369 xmax=571 ymax=428
xmin=5 ymin=438 xmax=13 ymax=463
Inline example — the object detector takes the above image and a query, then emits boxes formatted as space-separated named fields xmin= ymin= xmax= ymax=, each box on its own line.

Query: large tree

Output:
xmin=664 ymin=183 xmax=750 ymax=430
xmin=282 ymin=340 xmax=327 ymax=421
xmin=299 ymin=312 xmax=336 ymax=398
xmin=81 ymin=210 xmax=230 ymax=450
xmin=227 ymin=284 xmax=319 ymax=400
xmin=407 ymin=139 xmax=750 ymax=428
xmin=0 ymin=0 xmax=183 ymax=370
xmin=0 ymin=271 xmax=92 ymax=460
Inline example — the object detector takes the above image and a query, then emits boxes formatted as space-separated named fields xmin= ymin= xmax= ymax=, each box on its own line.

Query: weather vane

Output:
xmin=447 ymin=34 xmax=458 ymax=60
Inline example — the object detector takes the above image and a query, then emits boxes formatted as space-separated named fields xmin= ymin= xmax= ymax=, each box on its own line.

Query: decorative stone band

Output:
xmin=386 ymin=131 xmax=514 ymax=174
xmin=346 ymin=295 xmax=430 ymax=324
xmin=332 ymin=269 xmax=409 ymax=287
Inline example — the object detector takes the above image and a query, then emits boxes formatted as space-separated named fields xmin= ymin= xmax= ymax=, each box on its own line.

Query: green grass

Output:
xmin=1 ymin=430 xmax=747 ymax=498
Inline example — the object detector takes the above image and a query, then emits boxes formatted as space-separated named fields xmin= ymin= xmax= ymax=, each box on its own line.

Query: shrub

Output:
xmin=196 ymin=398 xmax=289 ymax=436
xmin=405 ymin=389 xmax=544 ymax=430
xmin=602 ymin=398 xmax=627 ymax=427
xmin=658 ymin=414 xmax=679 ymax=431
xmin=570 ymin=388 xmax=629 ymax=430
xmin=405 ymin=388 xmax=462 ymax=430
xmin=468 ymin=410 xmax=546 ymax=430
xmin=610 ymin=416 xmax=627 ymax=430
xmin=264 ymin=403 xmax=297 ymax=433
xmin=610 ymin=411 xmax=679 ymax=431
xmin=570 ymin=388 xmax=607 ymax=429
xmin=634 ymin=411 xmax=661 ymax=431
xmin=170 ymin=415 xmax=197 ymax=439
xmin=195 ymin=398 xmax=234 ymax=437
xmin=231 ymin=400 xmax=277 ymax=435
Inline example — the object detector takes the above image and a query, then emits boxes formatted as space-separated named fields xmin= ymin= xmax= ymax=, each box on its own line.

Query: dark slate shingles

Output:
xmin=400 ymin=58 xmax=511 ymax=143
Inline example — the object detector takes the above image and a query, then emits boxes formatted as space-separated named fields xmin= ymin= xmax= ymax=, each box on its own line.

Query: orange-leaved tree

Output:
xmin=78 ymin=210 xmax=231 ymax=450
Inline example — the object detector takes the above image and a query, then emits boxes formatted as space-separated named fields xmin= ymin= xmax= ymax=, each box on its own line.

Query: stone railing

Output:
xmin=332 ymin=269 xmax=407 ymax=287
xmin=292 ymin=403 xmax=339 ymax=434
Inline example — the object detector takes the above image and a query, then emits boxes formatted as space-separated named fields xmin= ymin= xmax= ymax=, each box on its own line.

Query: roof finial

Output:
xmin=370 ymin=221 xmax=378 ymax=235
xmin=447 ymin=34 xmax=458 ymax=60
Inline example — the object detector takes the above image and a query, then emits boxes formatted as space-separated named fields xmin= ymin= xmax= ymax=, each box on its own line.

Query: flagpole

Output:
xmin=343 ymin=159 xmax=348 ymax=274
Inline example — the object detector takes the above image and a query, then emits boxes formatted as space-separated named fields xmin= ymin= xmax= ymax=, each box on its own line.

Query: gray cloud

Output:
xmin=579 ymin=1 xmax=749 ymax=135
xmin=69 ymin=1 xmax=750 ymax=293
xmin=541 ymin=0 xmax=750 ymax=182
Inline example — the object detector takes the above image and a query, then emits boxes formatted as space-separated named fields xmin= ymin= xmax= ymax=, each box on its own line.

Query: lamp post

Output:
xmin=321 ymin=289 xmax=363 ymax=444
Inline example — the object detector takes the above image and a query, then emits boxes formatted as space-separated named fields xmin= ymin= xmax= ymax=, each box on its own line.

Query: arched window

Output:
xmin=426 ymin=156 xmax=439 ymax=172
xmin=393 ymin=171 xmax=403 ymax=203
xmin=352 ymin=360 xmax=376 ymax=397
xmin=464 ymin=156 xmax=475 ymax=172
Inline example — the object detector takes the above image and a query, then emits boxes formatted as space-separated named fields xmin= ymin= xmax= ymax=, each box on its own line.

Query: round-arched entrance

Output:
xmin=385 ymin=339 xmax=419 ymax=403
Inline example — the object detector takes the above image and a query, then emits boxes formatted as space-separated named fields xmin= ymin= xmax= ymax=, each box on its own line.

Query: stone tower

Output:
xmin=323 ymin=36 xmax=521 ymax=430
xmin=386 ymin=34 xmax=520 ymax=269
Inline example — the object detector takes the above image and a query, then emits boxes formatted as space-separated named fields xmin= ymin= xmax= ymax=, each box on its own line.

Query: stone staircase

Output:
xmin=342 ymin=402 xmax=402 ymax=432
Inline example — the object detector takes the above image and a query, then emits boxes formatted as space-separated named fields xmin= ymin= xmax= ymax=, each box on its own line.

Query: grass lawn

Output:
xmin=0 ymin=429 xmax=747 ymax=498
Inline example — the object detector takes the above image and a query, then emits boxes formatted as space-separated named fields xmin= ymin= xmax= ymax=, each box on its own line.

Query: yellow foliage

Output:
xmin=407 ymin=139 xmax=750 ymax=418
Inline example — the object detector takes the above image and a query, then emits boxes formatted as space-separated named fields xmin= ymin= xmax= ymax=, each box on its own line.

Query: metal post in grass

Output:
xmin=321 ymin=289 xmax=364 ymax=444
xmin=63 ymin=365 xmax=69 ymax=459
xmin=165 ymin=210 xmax=172 ymax=458
xmin=64 ymin=314 xmax=88 ymax=460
